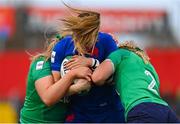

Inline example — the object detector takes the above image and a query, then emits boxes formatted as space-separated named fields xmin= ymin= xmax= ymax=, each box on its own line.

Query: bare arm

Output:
xmin=35 ymin=67 xmax=92 ymax=106
xmin=51 ymin=70 xmax=92 ymax=97
xmin=52 ymin=71 xmax=61 ymax=82
xmin=64 ymin=55 xmax=93 ymax=70
xmin=67 ymin=79 xmax=91 ymax=96
xmin=62 ymin=55 xmax=93 ymax=95
xmin=35 ymin=72 xmax=73 ymax=106
xmin=65 ymin=55 xmax=113 ymax=86
xmin=91 ymin=60 xmax=114 ymax=86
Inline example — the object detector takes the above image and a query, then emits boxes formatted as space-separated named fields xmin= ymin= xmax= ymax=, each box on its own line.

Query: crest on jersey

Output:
xmin=36 ymin=61 xmax=44 ymax=70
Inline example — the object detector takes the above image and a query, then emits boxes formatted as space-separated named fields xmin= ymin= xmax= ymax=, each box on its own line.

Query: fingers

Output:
xmin=85 ymin=75 xmax=92 ymax=82
xmin=80 ymin=71 xmax=92 ymax=82
xmin=65 ymin=57 xmax=81 ymax=70
xmin=66 ymin=56 xmax=80 ymax=64
xmin=65 ymin=61 xmax=79 ymax=70
xmin=71 ymin=55 xmax=85 ymax=62
xmin=85 ymin=70 xmax=92 ymax=81
xmin=66 ymin=58 xmax=77 ymax=64
xmin=72 ymin=55 xmax=79 ymax=59
xmin=76 ymin=67 xmax=92 ymax=81
xmin=65 ymin=56 xmax=88 ymax=69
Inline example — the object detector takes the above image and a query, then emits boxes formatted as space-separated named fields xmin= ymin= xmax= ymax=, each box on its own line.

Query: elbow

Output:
xmin=91 ymin=74 xmax=104 ymax=86
xmin=42 ymin=96 xmax=65 ymax=107
xmin=42 ymin=98 xmax=54 ymax=107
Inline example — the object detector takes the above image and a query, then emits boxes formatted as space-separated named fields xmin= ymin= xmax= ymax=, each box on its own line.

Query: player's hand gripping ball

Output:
xmin=61 ymin=56 xmax=91 ymax=95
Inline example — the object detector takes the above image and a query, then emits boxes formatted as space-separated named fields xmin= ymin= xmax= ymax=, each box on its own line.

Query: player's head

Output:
xmin=43 ymin=34 xmax=61 ymax=60
xmin=118 ymin=41 xmax=150 ymax=64
xmin=31 ymin=32 xmax=63 ymax=61
xmin=60 ymin=3 xmax=100 ymax=55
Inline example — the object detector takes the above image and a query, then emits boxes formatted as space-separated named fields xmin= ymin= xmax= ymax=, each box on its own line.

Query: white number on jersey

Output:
xmin=145 ymin=70 xmax=158 ymax=95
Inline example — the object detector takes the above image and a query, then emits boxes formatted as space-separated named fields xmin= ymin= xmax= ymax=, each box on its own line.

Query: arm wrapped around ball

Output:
xmin=104 ymin=74 xmax=114 ymax=85
xmin=64 ymin=55 xmax=100 ymax=70
xmin=61 ymin=56 xmax=93 ymax=96
xmin=67 ymin=79 xmax=92 ymax=96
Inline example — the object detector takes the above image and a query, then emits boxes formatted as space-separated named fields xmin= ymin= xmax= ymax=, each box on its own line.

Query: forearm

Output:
xmin=36 ymin=65 xmax=92 ymax=106
xmin=66 ymin=79 xmax=91 ymax=96
xmin=52 ymin=71 xmax=61 ymax=82
xmin=41 ymin=73 xmax=74 ymax=106
xmin=66 ymin=83 xmax=80 ymax=96
xmin=91 ymin=60 xmax=114 ymax=85
xmin=91 ymin=70 xmax=107 ymax=86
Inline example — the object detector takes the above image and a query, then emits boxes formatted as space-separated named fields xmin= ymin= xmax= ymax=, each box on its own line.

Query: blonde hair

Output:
xmin=60 ymin=4 xmax=100 ymax=55
xmin=31 ymin=37 xmax=59 ymax=61
xmin=119 ymin=41 xmax=150 ymax=64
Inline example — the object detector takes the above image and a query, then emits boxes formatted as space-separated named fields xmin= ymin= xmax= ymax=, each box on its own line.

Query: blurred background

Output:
xmin=0 ymin=0 xmax=180 ymax=122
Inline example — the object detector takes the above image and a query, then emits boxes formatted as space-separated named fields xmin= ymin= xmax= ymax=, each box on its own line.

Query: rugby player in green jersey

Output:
xmin=91 ymin=41 xmax=179 ymax=123
xmin=20 ymin=36 xmax=92 ymax=123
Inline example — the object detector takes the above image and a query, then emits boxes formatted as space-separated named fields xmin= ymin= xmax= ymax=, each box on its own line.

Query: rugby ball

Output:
xmin=60 ymin=56 xmax=91 ymax=95
xmin=60 ymin=56 xmax=72 ymax=77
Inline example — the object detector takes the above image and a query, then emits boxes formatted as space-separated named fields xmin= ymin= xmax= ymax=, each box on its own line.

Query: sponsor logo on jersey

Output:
xmin=36 ymin=61 xmax=44 ymax=70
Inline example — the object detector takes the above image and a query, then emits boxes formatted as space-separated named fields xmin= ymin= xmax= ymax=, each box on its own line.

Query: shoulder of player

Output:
xmin=58 ymin=35 xmax=72 ymax=43
xmin=31 ymin=57 xmax=50 ymax=70
xmin=98 ymin=32 xmax=113 ymax=42
xmin=54 ymin=35 xmax=73 ymax=46
xmin=109 ymin=49 xmax=132 ymax=60
xmin=98 ymin=32 xmax=111 ymax=38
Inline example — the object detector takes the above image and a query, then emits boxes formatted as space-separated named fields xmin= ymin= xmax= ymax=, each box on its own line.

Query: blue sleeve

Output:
xmin=51 ymin=39 xmax=66 ymax=71
xmin=102 ymin=33 xmax=118 ymax=58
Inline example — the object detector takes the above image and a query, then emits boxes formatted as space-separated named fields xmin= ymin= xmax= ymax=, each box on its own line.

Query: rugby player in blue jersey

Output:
xmin=50 ymin=5 xmax=125 ymax=123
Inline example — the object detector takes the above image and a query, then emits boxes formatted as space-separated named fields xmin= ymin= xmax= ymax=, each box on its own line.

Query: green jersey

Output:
xmin=107 ymin=49 xmax=168 ymax=119
xmin=20 ymin=57 xmax=68 ymax=123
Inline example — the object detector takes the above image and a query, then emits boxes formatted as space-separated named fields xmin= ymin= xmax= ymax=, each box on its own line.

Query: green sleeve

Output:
xmin=106 ymin=50 xmax=121 ymax=72
xmin=31 ymin=59 xmax=52 ymax=81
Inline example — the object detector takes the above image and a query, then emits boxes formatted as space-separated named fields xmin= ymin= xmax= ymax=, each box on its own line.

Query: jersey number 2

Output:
xmin=145 ymin=70 xmax=158 ymax=95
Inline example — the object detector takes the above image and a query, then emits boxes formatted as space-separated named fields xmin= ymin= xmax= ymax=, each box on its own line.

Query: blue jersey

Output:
xmin=51 ymin=32 xmax=123 ymax=113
